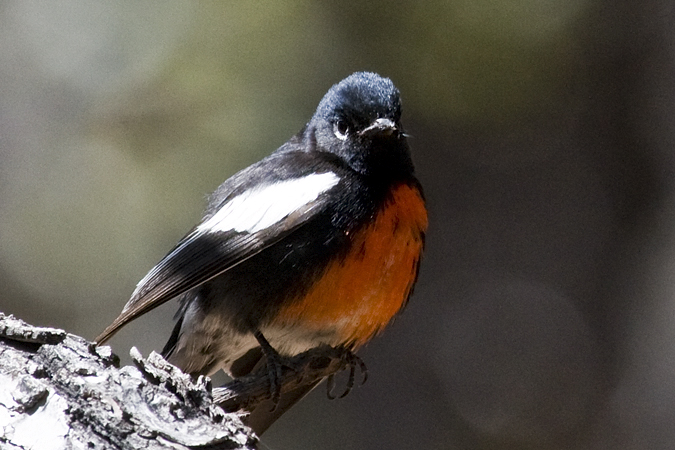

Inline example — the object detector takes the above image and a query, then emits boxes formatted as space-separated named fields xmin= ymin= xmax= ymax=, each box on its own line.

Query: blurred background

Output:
xmin=1 ymin=1 xmax=674 ymax=448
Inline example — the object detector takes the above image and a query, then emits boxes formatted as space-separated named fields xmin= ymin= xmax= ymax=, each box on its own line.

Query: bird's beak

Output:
xmin=359 ymin=118 xmax=397 ymax=137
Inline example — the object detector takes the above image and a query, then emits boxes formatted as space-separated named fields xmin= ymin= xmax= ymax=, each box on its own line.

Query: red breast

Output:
xmin=272 ymin=182 xmax=428 ymax=347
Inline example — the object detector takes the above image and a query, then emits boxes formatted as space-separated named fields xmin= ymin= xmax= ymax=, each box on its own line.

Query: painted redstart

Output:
xmin=96 ymin=72 xmax=427 ymax=434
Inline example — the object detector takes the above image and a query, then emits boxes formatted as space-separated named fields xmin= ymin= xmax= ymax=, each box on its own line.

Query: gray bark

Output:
xmin=0 ymin=313 xmax=257 ymax=450
xmin=0 ymin=313 xmax=358 ymax=449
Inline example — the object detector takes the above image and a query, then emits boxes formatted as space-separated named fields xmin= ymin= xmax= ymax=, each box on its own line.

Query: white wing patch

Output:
xmin=125 ymin=171 xmax=340 ymax=308
xmin=197 ymin=172 xmax=341 ymax=234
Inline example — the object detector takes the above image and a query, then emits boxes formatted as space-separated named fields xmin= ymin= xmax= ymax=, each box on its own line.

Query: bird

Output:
xmin=95 ymin=71 xmax=427 ymax=434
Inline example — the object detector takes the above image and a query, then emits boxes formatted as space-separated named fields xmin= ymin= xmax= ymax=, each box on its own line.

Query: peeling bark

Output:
xmin=0 ymin=313 xmax=256 ymax=450
xmin=0 ymin=313 xmax=362 ymax=449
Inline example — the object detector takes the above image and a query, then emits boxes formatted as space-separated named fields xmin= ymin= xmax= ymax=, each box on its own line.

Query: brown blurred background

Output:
xmin=2 ymin=1 xmax=674 ymax=449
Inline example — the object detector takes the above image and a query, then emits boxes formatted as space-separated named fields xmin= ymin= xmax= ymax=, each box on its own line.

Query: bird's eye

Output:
xmin=334 ymin=120 xmax=349 ymax=140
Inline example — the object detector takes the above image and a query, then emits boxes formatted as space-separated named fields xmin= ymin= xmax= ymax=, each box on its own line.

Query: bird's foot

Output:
xmin=253 ymin=331 xmax=297 ymax=408
xmin=326 ymin=347 xmax=368 ymax=399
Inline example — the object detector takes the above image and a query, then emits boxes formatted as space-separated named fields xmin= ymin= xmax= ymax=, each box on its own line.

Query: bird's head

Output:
xmin=308 ymin=72 xmax=412 ymax=178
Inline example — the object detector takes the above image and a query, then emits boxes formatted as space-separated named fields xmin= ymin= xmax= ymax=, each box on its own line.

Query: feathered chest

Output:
xmin=271 ymin=182 xmax=427 ymax=347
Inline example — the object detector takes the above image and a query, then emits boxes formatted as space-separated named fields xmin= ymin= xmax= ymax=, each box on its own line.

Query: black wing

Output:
xmin=96 ymin=154 xmax=343 ymax=344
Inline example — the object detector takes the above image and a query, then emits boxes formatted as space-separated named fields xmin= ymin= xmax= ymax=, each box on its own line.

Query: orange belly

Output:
xmin=273 ymin=183 xmax=428 ymax=348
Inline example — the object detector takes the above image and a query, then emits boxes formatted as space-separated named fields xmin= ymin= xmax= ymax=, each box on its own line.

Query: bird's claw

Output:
xmin=326 ymin=348 xmax=368 ymax=400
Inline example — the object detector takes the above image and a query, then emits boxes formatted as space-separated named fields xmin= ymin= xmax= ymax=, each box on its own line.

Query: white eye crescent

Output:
xmin=333 ymin=120 xmax=349 ymax=140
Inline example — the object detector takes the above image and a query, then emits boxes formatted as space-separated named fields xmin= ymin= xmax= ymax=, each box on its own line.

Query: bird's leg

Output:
xmin=253 ymin=330 xmax=285 ymax=406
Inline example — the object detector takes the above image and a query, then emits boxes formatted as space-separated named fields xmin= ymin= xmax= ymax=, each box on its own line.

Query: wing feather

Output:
xmin=95 ymin=170 xmax=340 ymax=344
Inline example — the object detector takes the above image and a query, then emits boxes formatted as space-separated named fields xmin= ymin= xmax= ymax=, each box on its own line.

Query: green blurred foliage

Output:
xmin=3 ymin=1 xmax=671 ymax=449
xmin=1 ymin=0 xmax=590 ymax=323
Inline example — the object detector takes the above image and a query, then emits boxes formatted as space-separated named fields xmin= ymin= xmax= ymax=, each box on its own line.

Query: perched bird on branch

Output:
xmin=96 ymin=72 xmax=427 ymax=434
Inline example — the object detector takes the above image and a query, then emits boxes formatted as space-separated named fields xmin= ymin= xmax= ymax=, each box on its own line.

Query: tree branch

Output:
xmin=0 ymin=312 xmax=363 ymax=448
xmin=0 ymin=313 xmax=256 ymax=449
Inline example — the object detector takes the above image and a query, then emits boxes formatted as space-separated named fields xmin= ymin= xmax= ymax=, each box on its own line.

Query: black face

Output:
xmin=308 ymin=72 xmax=413 ymax=179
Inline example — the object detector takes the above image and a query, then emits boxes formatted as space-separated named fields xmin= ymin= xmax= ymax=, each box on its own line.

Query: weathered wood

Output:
xmin=0 ymin=313 xmax=256 ymax=450
xmin=0 ymin=313 xmax=363 ymax=448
